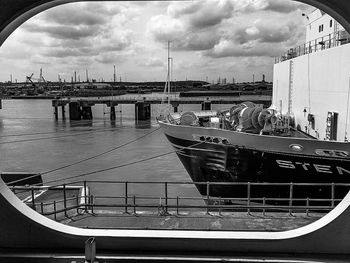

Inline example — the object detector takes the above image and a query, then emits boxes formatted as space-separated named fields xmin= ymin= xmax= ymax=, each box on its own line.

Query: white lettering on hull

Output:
xmin=276 ymin=160 xmax=350 ymax=175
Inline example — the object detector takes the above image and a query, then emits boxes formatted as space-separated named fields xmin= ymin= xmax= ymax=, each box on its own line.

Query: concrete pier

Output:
xmin=69 ymin=102 xmax=81 ymax=120
xmin=51 ymin=95 xmax=272 ymax=121
xmin=135 ymin=101 xmax=151 ymax=120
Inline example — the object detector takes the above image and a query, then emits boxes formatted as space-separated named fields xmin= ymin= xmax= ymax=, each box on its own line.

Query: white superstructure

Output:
xmin=273 ymin=10 xmax=350 ymax=142
xmin=305 ymin=9 xmax=344 ymax=42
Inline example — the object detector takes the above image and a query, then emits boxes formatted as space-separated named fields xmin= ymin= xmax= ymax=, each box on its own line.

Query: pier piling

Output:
xmin=81 ymin=106 xmax=93 ymax=120
xmin=201 ymin=100 xmax=212 ymax=110
xmin=110 ymin=106 xmax=116 ymax=120
xmin=135 ymin=101 xmax=151 ymax=120
xmin=61 ymin=105 xmax=65 ymax=119
xmin=69 ymin=102 xmax=81 ymax=120
xmin=54 ymin=106 xmax=58 ymax=120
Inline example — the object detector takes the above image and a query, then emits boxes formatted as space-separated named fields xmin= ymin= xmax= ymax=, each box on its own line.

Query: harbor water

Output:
xmin=0 ymin=93 xmax=230 ymax=201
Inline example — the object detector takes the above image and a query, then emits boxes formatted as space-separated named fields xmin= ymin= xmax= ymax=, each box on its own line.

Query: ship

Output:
xmin=158 ymin=9 xmax=350 ymax=202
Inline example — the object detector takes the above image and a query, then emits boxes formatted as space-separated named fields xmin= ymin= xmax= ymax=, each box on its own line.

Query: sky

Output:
xmin=0 ymin=0 xmax=313 ymax=83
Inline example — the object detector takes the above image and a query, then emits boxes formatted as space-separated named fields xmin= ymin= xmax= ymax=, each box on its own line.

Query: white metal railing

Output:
xmin=275 ymin=29 xmax=350 ymax=63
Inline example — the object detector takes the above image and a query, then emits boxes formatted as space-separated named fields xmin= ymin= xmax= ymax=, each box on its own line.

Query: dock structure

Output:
xmin=51 ymin=95 xmax=272 ymax=121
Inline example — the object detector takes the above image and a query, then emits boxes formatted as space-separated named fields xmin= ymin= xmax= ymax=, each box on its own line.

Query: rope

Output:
xmin=6 ymin=127 xmax=161 ymax=186
xmin=0 ymin=123 xmax=155 ymax=143
xmin=11 ymin=141 xmax=204 ymax=193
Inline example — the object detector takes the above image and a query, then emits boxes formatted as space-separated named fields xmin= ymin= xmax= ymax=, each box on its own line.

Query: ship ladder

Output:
xmin=288 ymin=60 xmax=294 ymax=115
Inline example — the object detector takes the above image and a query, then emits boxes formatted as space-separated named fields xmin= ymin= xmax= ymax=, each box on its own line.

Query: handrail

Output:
xmin=12 ymin=180 xmax=350 ymax=221
xmin=275 ymin=29 xmax=350 ymax=63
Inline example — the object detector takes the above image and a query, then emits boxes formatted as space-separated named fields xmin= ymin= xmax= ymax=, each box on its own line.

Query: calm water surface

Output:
xmin=0 ymin=93 xmax=230 ymax=199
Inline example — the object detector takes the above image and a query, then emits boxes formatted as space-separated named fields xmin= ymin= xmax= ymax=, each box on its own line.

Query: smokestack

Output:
xmin=74 ymin=71 xmax=77 ymax=83
xmin=262 ymin=74 xmax=265 ymax=82
xmin=113 ymin=65 xmax=116 ymax=83
xmin=86 ymin=69 xmax=89 ymax=83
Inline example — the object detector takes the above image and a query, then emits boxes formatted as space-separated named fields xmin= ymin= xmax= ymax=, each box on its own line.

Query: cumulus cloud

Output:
xmin=185 ymin=0 xmax=234 ymax=29
xmin=138 ymin=57 xmax=165 ymax=67
xmin=147 ymin=15 xmax=186 ymax=42
xmin=173 ymin=31 xmax=220 ymax=51
xmin=263 ymin=0 xmax=306 ymax=13
xmin=0 ymin=0 xmax=313 ymax=82
xmin=23 ymin=24 xmax=101 ymax=40
xmin=204 ymin=39 xmax=285 ymax=58
xmin=95 ymin=53 xmax=123 ymax=64
xmin=147 ymin=0 xmax=308 ymax=58
xmin=166 ymin=0 xmax=235 ymax=29
xmin=41 ymin=2 xmax=123 ymax=26
xmin=233 ymin=22 xmax=298 ymax=44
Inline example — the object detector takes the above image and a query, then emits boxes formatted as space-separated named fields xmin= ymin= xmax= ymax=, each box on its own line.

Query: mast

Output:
xmin=167 ymin=41 xmax=171 ymax=105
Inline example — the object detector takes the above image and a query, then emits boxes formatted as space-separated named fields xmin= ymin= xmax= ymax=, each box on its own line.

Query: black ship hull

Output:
xmin=159 ymin=121 xmax=350 ymax=202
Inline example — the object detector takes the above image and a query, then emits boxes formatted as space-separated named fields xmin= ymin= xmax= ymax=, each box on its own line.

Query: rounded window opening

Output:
xmin=0 ymin=0 xmax=349 ymax=234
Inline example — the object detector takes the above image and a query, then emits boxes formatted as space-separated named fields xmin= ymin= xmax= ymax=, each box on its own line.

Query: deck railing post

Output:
xmin=91 ymin=195 xmax=94 ymax=214
xmin=133 ymin=195 xmax=136 ymax=215
xmin=63 ymin=184 xmax=67 ymax=217
xmin=247 ymin=182 xmax=251 ymax=215
xmin=263 ymin=197 xmax=266 ymax=216
xmin=176 ymin=196 xmax=179 ymax=215
xmin=84 ymin=181 xmax=88 ymax=212
xmin=125 ymin=182 xmax=128 ymax=214
xmin=54 ymin=200 xmax=57 ymax=221
xmin=31 ymin=187 xmax=35 ymax=211
xmin=306 ymin=197 xmax=310 ymax=216
xmin=206 ymin=182 xmax=210 ymax=214
xmin=76 ymin=195 xmax=79 ymax=214
xmin=165 ymin=182 xmax=168 ymax=214
xmin=331 ymin=183 xmax=335 ymax=208
xmin=289 ymin=182 xmax=293 ymax=216
xmin=41 ymin=202 xmax=44 ymax=214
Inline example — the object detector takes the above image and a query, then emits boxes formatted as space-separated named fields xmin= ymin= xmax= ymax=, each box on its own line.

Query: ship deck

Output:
xmin=61 ymin=210 xmax=323 ymax=232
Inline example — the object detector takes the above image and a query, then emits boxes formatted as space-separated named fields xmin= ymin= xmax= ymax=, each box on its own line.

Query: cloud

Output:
xmin=233 ymin=22 xmax=298 ymax=44
xmin=188 ymin=0 xmax=235 ymax=29
xmin=147 ymin=15 xmax=186 ymax=42
xmin=42 ymin=2 xmax=122 ymax=26
xmin=167 ymin=0 xmax=235 ymax=29
xmin=95 ymin=53 xmax=122 ymax=64
xmin=0 ymin=0 xmax=313 ymax=82
xmin=23 ymin=23 xmax=101 ymax=40
xmin=263 ymin=0 xmax=306 ymax=13
xmin=203 ymin=39 xmax=285 ymax=58
xmin=173 ymin=31 xmax=220 ymax=51
xmin=138 ymin=57 xmax=165 ymax=67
